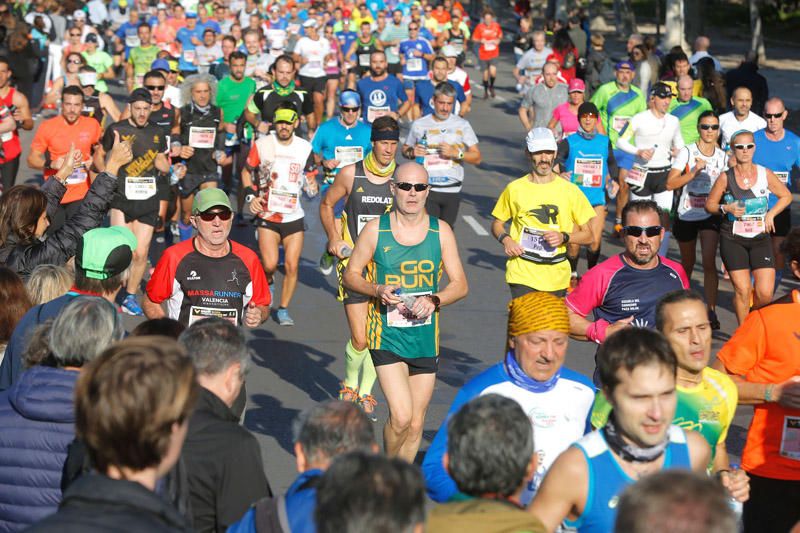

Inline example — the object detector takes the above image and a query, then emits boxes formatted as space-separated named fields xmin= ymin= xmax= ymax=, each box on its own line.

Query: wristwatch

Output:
xmin=426 ymin=294 xmax=441 ymax=311
xmin=457 ymin=149 xmax=465 ymax=160
xmin=562 ymin=232 xmax=570 ymax=244
xmin=244 ymin=185 xmax=258 ymax=204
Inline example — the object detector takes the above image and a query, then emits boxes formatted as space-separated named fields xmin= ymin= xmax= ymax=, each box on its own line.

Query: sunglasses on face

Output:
xmin=734 ymin=143 xmax=755 ymax=151
xmin=624 ymin=225 xmax=662 ymax=237
xmin=198 ymin=209 xmax=233 ymax=221
xmin=341 ymin=106 xmax=359 ymax=112
xmin=764 ymin=112 xmax=784 ymax=119
xmin=698 ymin=124 xmax=719 ymax=130
xmin=395 ymin=182 xmax=430 ymax=192
xmin=145 ymin=84 xmax=165 ymax=90
xmin=580 ymin=112 xmax=597 ymax=118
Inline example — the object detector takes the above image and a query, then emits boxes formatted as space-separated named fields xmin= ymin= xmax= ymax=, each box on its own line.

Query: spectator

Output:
xmin=0 ymin=266 xmax=31 ymax=364
xmin=25 ymin=264 xmax=73 ymax=305
xmin=179 ymin=318 xmax=273 ymax=532
xmin=0 ymin=226 xmax=136 ymax=391
xmin=725 ymin=51 xmax=769 ymax=116
xmin=315 ymin=452 xmax=426 ymax=533
xmin=131 ymin=318 xmax=186 ymax=339
xmin=696 ymin=57 xmax=727 ymax=114
xmin=426 ymin=394 xmax=546 ymax=533
xmin=689 ymin=36 xmax=722 ymax=72
xmin=631 ymin=44 xmax=654 ymax=97
xmin=585 ymin=33 xmax=612 ymax=95
xmin=6 ymin=24 xmax=41 ymax=105
xmin=550 ymin=28 xmax=577 ymax=82
xmin=26 ymin=337 xmax=198 ymax=532
xmin=615 ymin=470 xmax=736 ymax=533
xmin=228 ymin=400 xmax=377 ymax=532
xmin=0 ymin=296 xmax=124 ymax=531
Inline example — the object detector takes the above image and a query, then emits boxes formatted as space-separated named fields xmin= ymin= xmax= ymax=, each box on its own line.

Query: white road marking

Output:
xmin=463 ymin=215 xmax=489 ymax=236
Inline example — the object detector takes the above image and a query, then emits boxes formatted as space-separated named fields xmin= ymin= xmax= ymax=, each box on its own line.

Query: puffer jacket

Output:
xmin=0 ymin=171 xmax=118 ymax=280
xmin=0 ymin=365 xmax=79 ymax=532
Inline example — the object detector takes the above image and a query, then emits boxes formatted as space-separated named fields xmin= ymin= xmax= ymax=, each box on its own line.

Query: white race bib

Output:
xmin=183 ymin=49 xmax=196 ymax=64
xmin=367 ymin=106 xmax=390 ymax=123
xmin=612 ymin=115 xmax=631 ymax=134
xmin=685 ymin=193 xmax=708 ymax=210
xmin=358 ymin=53 xmax=371 ymax=67
xmin=387 ymin=290 xmax=432 ymax=328
xmin=775 ymin=171 xmax=789 ymax=185
xmin=732 ymin=214 xmax=766 ymax=238
xmin=520 ymin=227 xmax=557 ymax=258
xmin=189 ymin=126 xmax=216 ymax=149
xmin=267 ymin=187 xmax=299 ymax=214
xmin=423 ymin=148 xmax=453 ymax=172
xmin=0 ymin=131 xmax=12 ymax=142
xmin=407 ymin=57 xmax=423 ymax=71
xmin=484 ymin=42 xmax=497 ymax=52
xmin=357 ymin=214 xmax=379 ymax=235
xmin=188 ymin=306 xmax=238 ymax=325
xmin=780 ymin=416 xmax=800 ymax=460
xmin=625 ymin=163 xmax=648 ymax=188
xmin=335 ymin=146 xmax=364 ymax=167
xmin=125 ymin=176 xmax=157 ymax=200
xmin=125 ymin=34 xmax=141 ymax=48
xmin=574 ymin=157 xmax=603 ymax=187
xmin=66 ymin=164 xmax=89 ymax=185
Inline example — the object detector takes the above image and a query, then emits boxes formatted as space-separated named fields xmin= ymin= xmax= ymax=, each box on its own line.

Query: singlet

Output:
xmin=443 ymin=27 xmax=466 ymax=56
xmin=145 ymin=238 xmax=270 ymax=326
xmin=0 ymin=88 xmax=21 ymax=163
xmin=563 ymin=131 xmax=612 ymax=206
xmin=368 ymin=215 xmax=442 ymax=359
xmin=672 ymin=143 xmax=727 ymax=221
xmin=81 ymin=91 xmax=104 ymax=126
xmin=354 ymin=36 xmax=378 ymax=69
xmin=148 ymin=101 xmax=176 ymax=140
xmin=721 ymin=165 xmax=769 ymax=240
xmin=342 ymin=161 xmax=393 ymax=246
xmin=752 ymin=128 xmax=800 ymax=208
xmin=566 ymin=427 xmax=693 ymax=533
xmin=668 ymin=96 xmax=713 ymax=145
xmin=249 ymin=84 xmax=312 ymax=126
xmin=179 ymin=103 xmax=222 ymax=176
xmin=589 ymin=81 xmax=647 ymax=147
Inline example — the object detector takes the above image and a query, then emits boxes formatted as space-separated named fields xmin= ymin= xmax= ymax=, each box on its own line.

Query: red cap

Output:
xmin=343 ymin=8 xmax=351 ymax=18
xmin=568 ymin=78 xmax=585 ymax=92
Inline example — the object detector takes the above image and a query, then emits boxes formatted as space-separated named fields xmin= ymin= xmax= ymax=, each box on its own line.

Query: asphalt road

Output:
xmin=15 ymin=50 xmax=800 ymax=495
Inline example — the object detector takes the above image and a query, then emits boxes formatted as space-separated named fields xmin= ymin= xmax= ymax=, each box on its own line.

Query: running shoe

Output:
xmin=319 ymin=251 xmax=335 ymax=275
xmin=612 ymin=222 xmax=624 ymax=239
xmin=360 ymin=394 xmax=378 ymax=422
xmin=339 ymin=383 xmax=360 ymax=403
xmin=276 ymin=308 xmax=294 ymax=326
xmin=121 ymin=294 xmax=144 ymax=316
xmin=170 ymin=221 xmax=180 ymax=239
xmin=708 ymin=309 xmax=721 ymax=331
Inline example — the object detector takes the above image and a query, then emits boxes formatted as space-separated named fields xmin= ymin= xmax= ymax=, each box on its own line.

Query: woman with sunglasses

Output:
xmin=666 ymin=111 xmax=727 ymax=329
xmin=44 ymin=52 xmax=85 ymax=109
xmin=706 ymin=129 xmax=792 ymax=324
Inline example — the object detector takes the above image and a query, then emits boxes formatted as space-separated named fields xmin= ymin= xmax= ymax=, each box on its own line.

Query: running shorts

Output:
xmin=370 ymin=349 xmax=439 ymax=375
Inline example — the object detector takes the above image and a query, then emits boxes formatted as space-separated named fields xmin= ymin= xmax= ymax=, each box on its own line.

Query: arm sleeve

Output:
xmin=615 ymin=115 xmax=638 ymax=155
xmin=247 ymin=252 xmax=271 ymax=307
xmin=606 ymin=140 xmax=619 ymax=177
xmin=101 ymin=124 xmax=115 ymax=152
xmin=42 ymin=176 xmax=68 ymax=219
xmin=396 ymin=80 xmax=408 ymax=102
xmin=490 ymin=186 xmax=513 ymax=222
xmin=463 ymin=122 xmax=479 ymax=147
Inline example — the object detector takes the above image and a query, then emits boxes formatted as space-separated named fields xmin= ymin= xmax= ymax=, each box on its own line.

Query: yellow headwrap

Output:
xmin=507 ymin=291 xmax=569 ymax=339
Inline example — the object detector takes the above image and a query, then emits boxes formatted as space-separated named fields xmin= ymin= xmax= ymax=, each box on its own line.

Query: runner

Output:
xmin=144 ymin=188 xmax=271 ymax=327
xmin=665 ymin=110 xmax=727 ymax=329
xmin=356 ymin=50 xmax=410 ymax=124
xmin=78 ymin=66 xmax=120 ymax=127
xmin=343 ymin=161 xmax=468 ymax=461
xmin=555 ymin=102 xmax=618 ymax=287
xmin=242 ymin=28 xmax=275 ymax=88
xmin=472 ymin=8 xmax=502 ymax=99
xmin=379 ymin=10 xmax=409 ymax=82
xmin=126 ymin=23 xmax=160 ymax=92
xmin=293 ymin=19 xmax=329 ymax=134
xmin=668 ymin=75 xmax=713 ymax=145
xmin=81 ymin=33 xmax=114 ymax=94
xmin=399 ymin=22 xmax=434 ymax=120
xmin=442 ymin=45 xmax=473 ymax=116
xmin=195 ymin=28 xmax=223 ymax=74
xmin=491 ymin=128 xmax=595 ymax=297
xmin=528 ymin=327 xmax=711 ymax=532
xmin=245 ymin=103 xmax=315 ymax=326
xmin=518 ymin=62 xmax=567 ymax=131
xmin=706 ymin=129 xmax=791 ymax=324
xmin=513 ymin=30 xmax=552 ymax=92
xmin=413 ymin=56 xmax=467 ymax=118
xmin=0 ymin=56 xmax=34 ymax=192
xmin=719 ymin=87 xmax=766 ymax=149
xmin=616 ymin=82 xmax=685 ymax=255
xmin=176 ymin=12 xmax=202 ymax=77
xmin=752 ymin=97 xmax=800 ymax=292
xmin=92 ymin=89 xmax=167 ymax=315
xmin=345 ymin=21 xmax=382 ymax=89
xmin=402 ymin=82 xmax=481 ymax=228
xmin=547 ymin=78 xmax=586 ymax=138
xmin=437 ymin=9 xmax=470 ymax=67
xmin=244 ymin=55 xmax=314 ymax=135
xmin=319 ymin=116 xmax=396 ymax=419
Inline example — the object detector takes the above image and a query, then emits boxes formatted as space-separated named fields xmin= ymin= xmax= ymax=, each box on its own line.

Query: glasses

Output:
xmin=764 ymin=112 xmax=784 ymax=119
xmin=197 ymin=209 xmax=233 ymax=221
xmin=733 ymin=143 xmax=755 ymax=151
xmin=409 ymin=26 xmax=419 ymax=30
xmin=580 ymin=112 xmax=597 ymax=118
xmin=624 ymin=225 xmax=662 ymax=237
xmin=145 ymin=84 xmax=165 ymax=90
xmin=68 ymin=59 xmax=83 ymax=64
xmin=70 ymin=32 xmax=81 ymax=37
xmin=341 ymin=106 xmax=359 ymax=112
xmin=395 ymin=182 xmax=430 ymax=192
xmin=698 ymin=124 xmax=720 ymax=130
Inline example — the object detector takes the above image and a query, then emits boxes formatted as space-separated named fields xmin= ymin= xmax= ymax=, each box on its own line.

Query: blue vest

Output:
xmin=566 ymin=426 xmax=692 ymax=533
xmin=565 ymin=132 xmax=611 ymax=206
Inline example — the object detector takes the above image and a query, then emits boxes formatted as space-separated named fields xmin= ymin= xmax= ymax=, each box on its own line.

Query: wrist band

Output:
xmin=497 ymin=232 xmax=510 ymax=244
xmin=586 ymin=319 xmax=610 ymax=344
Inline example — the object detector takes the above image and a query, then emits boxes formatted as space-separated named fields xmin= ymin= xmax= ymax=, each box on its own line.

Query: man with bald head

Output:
xmin=689 ymin=36 xmax=722 ymax=72
xmin=753 ymin=97 xmax=800 ymax=290
xmin=669 ymin=75 xmax=713 ymax=144
xmin=719 ymin=87 xmax=766 ymax=148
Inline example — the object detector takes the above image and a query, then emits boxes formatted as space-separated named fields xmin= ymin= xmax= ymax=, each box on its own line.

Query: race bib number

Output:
xmin=625 ymin=164 xmax=648 ymax=188
xmin=423 ymin=148 xmax=453 ymax=172
xmin=780 ymin=416 xmax=800 ymax=460
xmin=357 ymin=214 xmax=379 ymax=235
xmin=125 ymin=34 xmax=141 ymax=48
xmin=367 ymin=106 xmax=390 ymax=123
xmin=188 ymin=306 xmax=238 ymax=325
xmin=125 ymin=176 xmax=157 ymax=200
xmin=612 ymin=115 xmax=631 ymax=134
xmin=308 ymin=60 xmax=323 ymax=70
xmin=189 ymin=126 xmax=216 ymax=149
xmin=520 ymin=226 xmax=557 ymax=259
xmin=0 ymin=130 xmax=12 ymax=142
xmin=183 ymin=49 xmax=196 ymax=64
xmin=267 ymin=187 xmax=299 ymax=214
xmin=686 ymin=193 xmax=708 ymax=210
xmin=407 ymin=57 xmax=423 ymax=71
xmin=358 ymin=53 xmax=371 ymax=67
xmin=775 ymin=171 xmax=789 ymax=185
xmin=484 ymin=42 xmax=497 ymax=52
xmin=66 ymin=164 xmax=89 ymax=185
xmin=335 ymin=146 xmax=364 ymax=167
xmin=574 ymin=157 xmax=603 ymax=187
xmin=732 ymin=214 xmax=765 ymax=238
xmin=387 ymin=290 xmax=432 ymax=328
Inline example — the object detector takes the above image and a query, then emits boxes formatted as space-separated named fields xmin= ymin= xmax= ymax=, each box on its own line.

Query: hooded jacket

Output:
xmin=0 ymin=366 xmax=79 ymax=531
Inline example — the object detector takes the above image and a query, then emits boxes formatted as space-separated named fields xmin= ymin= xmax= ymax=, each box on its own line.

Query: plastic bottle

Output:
xmin=415 ymin=132 xmax=428 ymax=165
xmin=340 ymin=245 xmax=353 ymax=258
xmin=393 ymin=288 xmax=417 ymax=308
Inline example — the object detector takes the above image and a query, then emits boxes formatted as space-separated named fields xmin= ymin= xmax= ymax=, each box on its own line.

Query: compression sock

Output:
xmin=178 ymin=222 xmax=193 ymax=241
xmin=587 ymin=248 xmax=601 ymax=270
xmin=658 ymin=231 xmax=671 ymax=257
xmin=344 ymin=340 xmax=368 ymax=389
xmin=358 ymin=349 xmax=378 ymax=396
xmin=567 ymin=254 xmax=579 ymax=273
xmin=489 ymin=76 xmax=496 ymax=88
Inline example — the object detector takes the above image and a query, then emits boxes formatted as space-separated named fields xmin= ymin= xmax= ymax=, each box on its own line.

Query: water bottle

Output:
xmin=393 ymin=288 xmax=417 ymax=308
xmin=339 ymin=245 xmax=353 ymax=258
xmin=728 ymin=463 xmax=744 ymax=524
xmin=415 ymin=132 xmax=428 ymax=165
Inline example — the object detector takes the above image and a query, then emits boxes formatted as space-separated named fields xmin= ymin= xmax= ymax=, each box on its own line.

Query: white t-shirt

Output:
xmin=251 ymin=133 xmax=313 ymax=223
xmin=719 ymin=111 xmax=767 ymax=149
xmin=671 ymin=143 xmax=728 ymax=221
xmin=617 ymin=110 xmax=685 ymax=168
xmin=295 ymin=36 xmax=329 ymax=78
xmin=195 ymin=43 xmax=223 ymax=68
xmin=447 ymin=67 xmax=471 ymax=96
xmin=516 ymin=46 xmax=552 ymax=79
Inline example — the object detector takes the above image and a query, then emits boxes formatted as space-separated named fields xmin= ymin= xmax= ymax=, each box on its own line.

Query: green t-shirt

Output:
xmin=217 ymin=76 xmax=256 ymax=124
xmin=590 ymin=81 xmax=647 ymax=148
xmin=81 ymin=50 xmax=113 ymax=93
xmin=128 ymin=45 xmax=160 ymax=86
xmin=669 ymin=96 xmax=713 ymax=145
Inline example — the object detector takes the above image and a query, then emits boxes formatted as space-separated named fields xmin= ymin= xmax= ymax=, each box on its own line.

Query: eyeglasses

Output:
xmin=764 ymin=112 xmax=784 ymax=119
xmin=197 ymin=209 xmax=233 ymax=221
xmin=395 ymin=182 xmax=430 ymax=192
xmin=623 ymin=225 xmax=662 ymax=237
xmin=698 ymin=124 xmax=720 ymax=130
xmin=145 ymin=84 xmax=165 ymax=90
xmin=68 ymin=59 xmax=83 ymax=64
xmin=733 ymin=143 xmax=755 ymax=151
xmin=341 ymin=106 xmax=359 ymax=112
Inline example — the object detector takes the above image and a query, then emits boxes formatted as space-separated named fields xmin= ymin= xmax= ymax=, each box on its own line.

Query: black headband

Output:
xmin=371 ymin=128 xmax=400 ymax=142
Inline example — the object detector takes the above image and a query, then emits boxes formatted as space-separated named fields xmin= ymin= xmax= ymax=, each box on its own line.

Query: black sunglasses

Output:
xmin=698 ymin=124 xmax=719 ymax=130
xmin=198 ymin=209 xmax=233 ymax=221
xmin=733 ymin=143 xmax=755 ymax=151
xmin=341 ymin=106 xmax=359 ymax=112
xmin=624 ymin=225 xmax=662 ymax=237
xmin=395 ymin=182 xmax=430 ymax=192
xmin=145 ymin=84 xmax=165 ymax=90
xmin=764 ymin=112 xmax=784 ymax=119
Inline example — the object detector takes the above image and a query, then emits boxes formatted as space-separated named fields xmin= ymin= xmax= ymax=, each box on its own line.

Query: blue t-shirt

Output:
xmin=176 ymin=26 xmax=203 ymax=72
xmin=356 ymin=75 xmax=408 ymax=123
xmin=414 ymin=79 xmax=466 ymax=116
xmin=336 ymin=30 xmax=358 ymax=57
xmin=366 ymin=0 xmax=386 ymax=16
xmin=752 ymin=128 xmax=800 ymax=208
xmin=197 ymin=19 xmax=221 ymax=35
xmin=115 ymin=21 xmax=141 ymax=59
xmin=399 ymin=38 xmax=433 ymax=79
xmin=311 ymin=118 xmax=373 ymax=176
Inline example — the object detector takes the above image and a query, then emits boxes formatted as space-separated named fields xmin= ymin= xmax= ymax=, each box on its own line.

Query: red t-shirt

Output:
xmin=473 ymin=22 xmax=502 ymax=61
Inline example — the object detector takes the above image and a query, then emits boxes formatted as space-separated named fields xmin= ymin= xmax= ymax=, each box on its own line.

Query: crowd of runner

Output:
xmin=0 ymin=0 xmax=799 ymax=531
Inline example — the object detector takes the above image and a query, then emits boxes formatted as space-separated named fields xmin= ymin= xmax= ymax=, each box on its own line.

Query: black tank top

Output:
xmin=82 ymin=92 xmax=104 ymax=125
xmin=343 ymin=161 xmax=394 ymax=245
xmin=355 ymin=37 xmax=377 ymax=68
xmin=148 ymin=102 xmax=176 ymax=137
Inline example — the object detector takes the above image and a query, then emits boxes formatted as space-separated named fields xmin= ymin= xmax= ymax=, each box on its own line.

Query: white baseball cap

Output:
xmin=525 ymin=127 xmax=557 ymax=153
xmin=73 ymin=9 xmax=86 ymax=19
xmin=302 ymin=18 xmax=318 ymax=28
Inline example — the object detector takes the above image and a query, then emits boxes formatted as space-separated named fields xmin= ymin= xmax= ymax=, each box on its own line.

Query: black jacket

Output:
xmin=25 ymin=473 xmax=193 ymax=532
xmin=0 ymin=172 xmax=117 ymax=279
xmin=182 ymin=388 xmax=272 ymax=533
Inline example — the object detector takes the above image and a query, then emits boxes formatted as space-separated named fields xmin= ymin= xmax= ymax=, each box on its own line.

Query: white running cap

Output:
xmin=526 ymin=127 xmax=557 ymax=153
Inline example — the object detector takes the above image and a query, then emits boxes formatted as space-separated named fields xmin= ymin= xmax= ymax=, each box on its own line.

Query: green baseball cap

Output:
xmin=192 ymin=188 xmax=232 ymax=214
xmin=76 ymin=227 xmax=138 ymax=280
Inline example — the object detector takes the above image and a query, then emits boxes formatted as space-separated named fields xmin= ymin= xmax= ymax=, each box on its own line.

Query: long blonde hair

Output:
xmin=26 ymin=264 xmax=74 ymax=305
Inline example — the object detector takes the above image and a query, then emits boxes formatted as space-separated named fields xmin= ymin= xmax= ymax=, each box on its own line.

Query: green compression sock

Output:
xmin=358 ymin=349 xmax=377 ymax=396
xmin=344 ymin=339 xmax=368 ymax=389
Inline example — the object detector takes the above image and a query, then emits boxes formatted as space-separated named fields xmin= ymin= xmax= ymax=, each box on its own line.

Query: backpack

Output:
xmin=599 ymin=56 xmax=615 ymax=84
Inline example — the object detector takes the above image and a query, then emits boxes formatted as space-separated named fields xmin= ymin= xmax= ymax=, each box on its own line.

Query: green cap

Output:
xmin=192 ymin=188 xmax=232 ymax=214
xmin=76 ymin=227 xmax=138 ymax=280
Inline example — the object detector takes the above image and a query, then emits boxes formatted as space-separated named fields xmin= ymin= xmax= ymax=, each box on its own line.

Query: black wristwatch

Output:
xmin=426 ymin=294 xmax=441 ymax=311
xmin=562 ymin=232 xmax=570 ymax=244
xmin=497 ymin=232 xmax=511 ymax=244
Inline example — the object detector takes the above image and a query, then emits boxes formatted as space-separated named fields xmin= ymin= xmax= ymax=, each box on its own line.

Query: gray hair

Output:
xmin=48 ymin=296 xmax=125 ymax=367
xmin=179 ymin=317 xmax=250 ymax=377
xmin=180 ymin=73 xmax=218 ymax=107
xmin=26 ymin=264 xmax=73 ymax=305
xmin=433 ymin=81 xmax=456 ymax=100
xmin=292 ymin=400 xmax=375 ymax=465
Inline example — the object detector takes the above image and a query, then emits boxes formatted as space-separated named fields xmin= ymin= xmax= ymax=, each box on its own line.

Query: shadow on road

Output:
xmin=245 ymin=393 xmax=301 ymax=455
xmin=465 ymin=246 xmax=506 ymax=270
xmin=436 ymin=345 xmax=488 ymax=389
